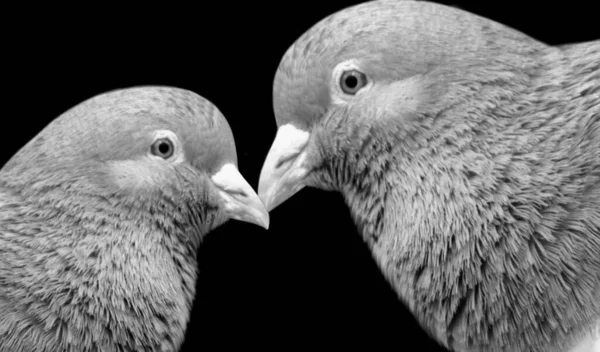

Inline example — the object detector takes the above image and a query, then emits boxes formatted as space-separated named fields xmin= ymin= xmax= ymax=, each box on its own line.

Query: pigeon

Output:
xmin=0 ymin=86 xmax=269 ymax=352
xmin=257 ymin=1 xmax=600 ymax=351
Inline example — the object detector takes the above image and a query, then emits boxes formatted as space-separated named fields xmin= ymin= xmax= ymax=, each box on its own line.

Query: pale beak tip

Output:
xmin=255 ymin=206 xmax=270 ymax=230
xmin=261 ymin=216 xmax=270 ymax=230
xmin=211 ymin=163 xmax=271 ymax=231
xmin=237 ymin=193 xmax=271 ymax=230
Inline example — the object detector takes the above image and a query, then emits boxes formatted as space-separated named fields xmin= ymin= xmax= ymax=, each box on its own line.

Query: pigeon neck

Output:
xmin=337 ymin=150 xmax=393 ymax=249
xmin=0 ymin=180 xmax=199 ymax=350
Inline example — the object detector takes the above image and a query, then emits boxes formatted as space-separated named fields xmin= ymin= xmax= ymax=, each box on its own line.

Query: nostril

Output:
xmin=275 ymin=153 xmax=299 ymax=169
xmin=230 ymin=189 xmax=248 ymax=198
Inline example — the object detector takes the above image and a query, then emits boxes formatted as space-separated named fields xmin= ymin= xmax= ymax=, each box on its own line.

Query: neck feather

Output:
xmin=0 ymin=177 xmax=207 ymax=351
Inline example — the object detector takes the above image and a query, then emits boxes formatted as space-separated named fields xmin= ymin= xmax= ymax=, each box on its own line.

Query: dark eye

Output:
xmin=340 ymin=69 xmax=368 ymax=95
xmin=150 ymin=138 xmax=174 ymax=159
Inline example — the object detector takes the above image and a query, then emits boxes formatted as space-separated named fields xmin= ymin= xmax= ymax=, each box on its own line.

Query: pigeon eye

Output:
xmin=151 ymin=138 xmax=174 ymax=159
xmin=340 ymin=69 xmax=368 ymax=95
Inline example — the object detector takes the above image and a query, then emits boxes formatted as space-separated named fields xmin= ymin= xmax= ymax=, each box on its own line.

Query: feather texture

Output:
xmin=260 ymin=1 xmax=600 ymax=351
xmin=0 ymin=86 xmax=267 ymax=351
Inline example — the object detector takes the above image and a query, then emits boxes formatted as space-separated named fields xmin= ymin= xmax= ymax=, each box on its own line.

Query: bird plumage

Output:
xmin=0 ymin=86 xmax=269 ymax=351
xmin=258 ymin=1 xmax=600 ymax=351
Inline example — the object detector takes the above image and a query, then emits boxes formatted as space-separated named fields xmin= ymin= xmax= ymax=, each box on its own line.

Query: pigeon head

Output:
xmin=258 ymin=0 xmax=541 ymax=211
xmin=2 ymin=86 xmax=269 ymax=234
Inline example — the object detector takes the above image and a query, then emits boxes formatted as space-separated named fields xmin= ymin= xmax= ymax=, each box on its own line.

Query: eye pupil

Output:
xmin=344 ymin=75 xmax=358 ymax=89
xmin=158 ymin=142 xmax=170 ymax=155
xmin=151 ymin=138 xmax=174 ymax=159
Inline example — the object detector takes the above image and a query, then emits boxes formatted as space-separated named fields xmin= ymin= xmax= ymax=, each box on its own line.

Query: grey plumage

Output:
xmin=258 ymin=1 xmax=600 ymax=351
xmin=0 ymin=86 xmax=268 ymax=351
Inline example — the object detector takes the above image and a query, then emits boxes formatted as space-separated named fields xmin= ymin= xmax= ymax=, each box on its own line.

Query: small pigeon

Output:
xmin=0 ymin=86 xmax=269 ymax=352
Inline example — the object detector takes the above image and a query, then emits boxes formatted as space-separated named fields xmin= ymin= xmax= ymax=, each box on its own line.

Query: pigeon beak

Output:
xmin=258 ymin=124 xmax=310 ymax=212
xmin=211 ymin=163 xmax=270 ymax=229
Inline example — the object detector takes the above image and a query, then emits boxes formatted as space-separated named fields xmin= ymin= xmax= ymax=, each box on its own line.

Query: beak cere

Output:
xmin=258 ymin=124 xmax=311 ymax=211
xmin=211 ymin=163 xmax=270 ymax=229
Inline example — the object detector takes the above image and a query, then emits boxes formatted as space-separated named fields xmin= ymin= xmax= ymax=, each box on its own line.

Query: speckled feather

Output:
xmin=0 ymin=87 xmax=237 ymax=351
xmin=273 ymin=1 xmax=600 ymax=351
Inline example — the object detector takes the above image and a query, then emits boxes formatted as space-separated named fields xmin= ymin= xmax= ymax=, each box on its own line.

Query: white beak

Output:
xmin=211 ymin=163 xmax=270 ymax=229
xmin=258 ymin=124 xmax=311 ymax=211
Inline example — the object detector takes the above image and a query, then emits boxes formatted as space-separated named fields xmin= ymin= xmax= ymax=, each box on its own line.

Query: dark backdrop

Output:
xmin=4 ymin=2 xmax=599 ymax=351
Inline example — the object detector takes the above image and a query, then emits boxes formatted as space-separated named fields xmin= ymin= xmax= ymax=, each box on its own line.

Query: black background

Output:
xmin=4 ymin=2 xmax=599 ymax=351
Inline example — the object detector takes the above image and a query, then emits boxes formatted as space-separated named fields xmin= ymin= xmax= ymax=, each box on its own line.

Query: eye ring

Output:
xmin=339 ymin=69 xmax=368 ymax=95
xmin=150 ymin=138 xmax=175 ymax=159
